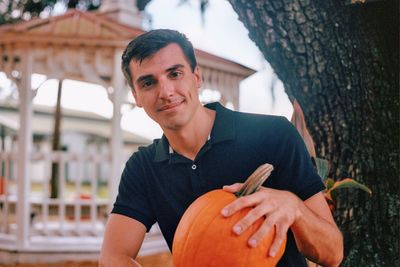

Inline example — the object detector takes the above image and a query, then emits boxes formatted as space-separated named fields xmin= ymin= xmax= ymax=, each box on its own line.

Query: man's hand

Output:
xmin=221 ymin=183 xmax=343 ymax=266
xmin=221 ymin=183 xmax=301 ymax=257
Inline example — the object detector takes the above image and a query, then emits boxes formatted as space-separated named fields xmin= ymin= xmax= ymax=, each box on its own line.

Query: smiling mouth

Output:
xmin=158 ymin=100 xmax=184 ymax=112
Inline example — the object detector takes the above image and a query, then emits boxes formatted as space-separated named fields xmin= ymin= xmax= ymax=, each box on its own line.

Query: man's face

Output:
xmin=129 ymin=43 xmax=203 ymax=131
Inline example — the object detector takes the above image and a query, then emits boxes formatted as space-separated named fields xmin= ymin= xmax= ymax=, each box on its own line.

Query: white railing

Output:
xmin=0 ymin=150 xmax=168 ymax=255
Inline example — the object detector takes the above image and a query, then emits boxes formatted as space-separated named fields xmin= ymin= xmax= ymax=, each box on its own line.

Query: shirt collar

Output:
xmin=153 ymin=102 xmax=236 ymax=162
xmin=207 ymin=102 xmax=236 ymax=144
xmin=154 ymin=135 xmax=170 ymax=162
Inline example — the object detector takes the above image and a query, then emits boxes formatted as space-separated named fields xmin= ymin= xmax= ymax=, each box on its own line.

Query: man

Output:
xmin=99 ymin=29 xmax=343 ymax=267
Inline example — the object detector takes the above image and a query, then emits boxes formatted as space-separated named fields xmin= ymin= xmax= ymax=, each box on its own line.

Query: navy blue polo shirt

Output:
xmin=112 ymin=102 xmax=325 ymax=266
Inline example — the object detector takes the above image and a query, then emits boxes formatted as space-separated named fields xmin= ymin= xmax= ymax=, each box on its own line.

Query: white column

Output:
xmin=109 ymin=49 xmax=124 ymax=211
xmin=224 ymin=74 xmax=240 ymax=110
xmin=16 ymin=48 xmax=33 ymax=249
xmin=201 ymin=67 xmax=211 ymax=89
xmin=219 ymin=72 xmax=228 ymax=106
xmin=231 ymin=75 xmax=240 ymax=110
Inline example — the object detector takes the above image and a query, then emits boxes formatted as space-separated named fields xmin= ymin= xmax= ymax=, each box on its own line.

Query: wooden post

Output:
xmin=16 ymin=49 xmax=33 ymax=249
xmin=109 ymin=49 xmax=124 ymax=211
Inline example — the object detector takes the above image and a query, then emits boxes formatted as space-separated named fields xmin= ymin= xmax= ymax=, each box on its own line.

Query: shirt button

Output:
xmin=191 ymin=164 xmax=197 ymax=170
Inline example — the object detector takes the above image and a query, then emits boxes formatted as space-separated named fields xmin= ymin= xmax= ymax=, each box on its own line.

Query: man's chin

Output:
xmin=160 ymin=118 xmax=187 ymax=131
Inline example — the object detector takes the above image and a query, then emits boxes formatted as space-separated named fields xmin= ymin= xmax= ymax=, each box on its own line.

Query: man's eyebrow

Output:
xmin=166 ymin=64 xmax=185 ymax=72
xmin=135 ymin=74 xmax=154 ymax=86
xmin=135 ymin=64 xmax=185 ymax=86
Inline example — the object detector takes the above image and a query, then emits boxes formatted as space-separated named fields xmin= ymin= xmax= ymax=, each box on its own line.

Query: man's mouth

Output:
xmin=158 ymin=100 xmax=184 ymax=112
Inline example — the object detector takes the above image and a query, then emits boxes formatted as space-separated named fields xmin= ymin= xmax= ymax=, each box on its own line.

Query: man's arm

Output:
xmin=291 ymin=192 xmax=343 ymax=265
xmin=99 ymin=214 xmax=147 ymax=267
xmin=222 ymin=184 xmax=343 ymax=267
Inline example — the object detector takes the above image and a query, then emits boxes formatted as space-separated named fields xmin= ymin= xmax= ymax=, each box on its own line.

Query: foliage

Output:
xmin=0 ymin=0 xmax=100 ymax=26
xmin=291 ymin=100 xmax=372 ymax=210
xmin=0 ymin=0 xmax=55 ymax=25
xmin=315 ymin=157 xmax=372 ymax=210
xmin=0 ymin=0 xmax=208 ymax=26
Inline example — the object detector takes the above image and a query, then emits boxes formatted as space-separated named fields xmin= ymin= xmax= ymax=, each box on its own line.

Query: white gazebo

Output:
xmin=0 ymin=1 xmax=255 ymax=263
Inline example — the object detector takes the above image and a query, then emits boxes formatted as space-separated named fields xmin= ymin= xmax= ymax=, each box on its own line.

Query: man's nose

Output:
xmin=158 ymin=78 xmax=174 ymax=98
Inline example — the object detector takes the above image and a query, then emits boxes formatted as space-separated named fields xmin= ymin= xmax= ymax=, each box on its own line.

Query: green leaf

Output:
xmin=325 ymin=178 xmax=335 ymax=190
xmin=315 ymin=157 xmax=330 ymax=180
xmin=327 ymin=178 xmax=372 ymax=197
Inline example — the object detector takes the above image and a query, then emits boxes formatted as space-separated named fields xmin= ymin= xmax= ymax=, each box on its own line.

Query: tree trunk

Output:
xmin=228 ymin=0 xmax=399 ymax=265
xmin=50 ymin=79 xmax=63 ymax=199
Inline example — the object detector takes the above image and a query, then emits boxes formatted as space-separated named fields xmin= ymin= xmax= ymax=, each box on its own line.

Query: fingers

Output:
xmin=221 ymin=191 xmax=264 ymax=217
xmin=231 ymin=203 xmax=270 ymax=236
xmin=222 ymin=183 xmax=243 ymax=193
xmin=246 ymin=213 xmax=275 ymax=248
xmin=268 ymin=223 xmax=288 ymax=257
xmin=247 ymin=213 xmax=289 ymax=256
xmin=220 ymin=188 xmax=292 ymax=255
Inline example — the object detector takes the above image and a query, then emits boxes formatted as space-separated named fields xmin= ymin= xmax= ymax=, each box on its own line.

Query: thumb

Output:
xmin=222 ymin=183 xmax=243 ymax=193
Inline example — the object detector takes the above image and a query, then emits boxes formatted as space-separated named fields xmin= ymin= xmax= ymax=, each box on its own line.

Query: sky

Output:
xmin=1 ymin=0 xmax=293 ymax=140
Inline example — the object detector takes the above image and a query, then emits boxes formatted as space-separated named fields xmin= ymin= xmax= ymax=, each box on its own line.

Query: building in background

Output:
xmin=0 ymin=100 xmax=150 ymax=183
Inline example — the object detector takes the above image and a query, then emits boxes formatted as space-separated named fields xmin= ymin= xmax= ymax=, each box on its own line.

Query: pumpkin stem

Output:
xmin=235 ymin=163 xmax=274 ymax=197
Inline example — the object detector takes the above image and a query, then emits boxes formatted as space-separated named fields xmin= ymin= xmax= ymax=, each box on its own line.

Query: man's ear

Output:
xmin=194 ymin=66 xmax=203 ymax=89
xmin=132 ymin=88 xmax=142 ymax=108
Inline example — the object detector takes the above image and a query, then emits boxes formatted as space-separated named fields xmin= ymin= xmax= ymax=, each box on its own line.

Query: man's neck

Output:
xmin=163 ymin=105 xmax=216 ymax=161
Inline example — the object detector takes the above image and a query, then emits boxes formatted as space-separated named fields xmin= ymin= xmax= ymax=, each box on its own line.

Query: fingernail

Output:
xmin=269 ymin=250 xmax=276 ymax=257
xmin=248 ymin=239 xmax=257 ymax=247
xmin=221 ymin=209 xmax=229 ymax=217
xmin=233 ymin=225 xmax=242 ymax=234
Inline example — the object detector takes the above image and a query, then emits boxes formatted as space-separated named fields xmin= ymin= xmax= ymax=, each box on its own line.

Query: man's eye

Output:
xmin=141 ymin=80 xmax=154 ymax=88
xmin=169 ymin=71 xmax=182 ymax=78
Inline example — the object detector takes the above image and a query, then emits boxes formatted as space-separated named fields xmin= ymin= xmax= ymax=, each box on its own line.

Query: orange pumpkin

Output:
xmin=172 ymin=164 xmax=286 ymax=267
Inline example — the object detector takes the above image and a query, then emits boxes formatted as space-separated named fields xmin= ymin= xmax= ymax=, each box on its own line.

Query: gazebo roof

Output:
xmin=0 ymin=9 xmax=144 ymax=47
xmin=195 ymin=49 xmax=255 ymax=77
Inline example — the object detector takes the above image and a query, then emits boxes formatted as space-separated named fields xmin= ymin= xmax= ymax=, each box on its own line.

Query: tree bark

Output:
xmin=228 ymin=0 xmax=399 ymax=265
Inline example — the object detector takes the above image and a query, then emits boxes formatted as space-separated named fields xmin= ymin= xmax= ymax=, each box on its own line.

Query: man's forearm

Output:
xmin=291 ymin=201 xmax=343 ymax=267
xmin=98 ymin=254 xmax=142 ymax=267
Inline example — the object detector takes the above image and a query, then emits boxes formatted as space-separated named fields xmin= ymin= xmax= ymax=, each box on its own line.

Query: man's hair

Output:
xmin=121 ymin=29 xmax=197 ymax=90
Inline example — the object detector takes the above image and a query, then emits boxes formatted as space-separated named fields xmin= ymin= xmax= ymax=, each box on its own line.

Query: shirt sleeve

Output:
xmin=111 ymin=153 xmax=156 ymax=232
xmin=269 ymin=117 xmax=325 ymax=201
